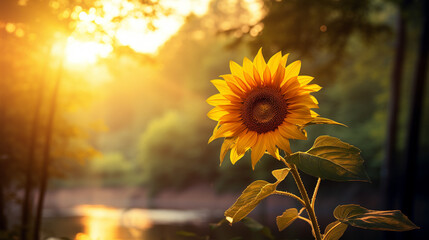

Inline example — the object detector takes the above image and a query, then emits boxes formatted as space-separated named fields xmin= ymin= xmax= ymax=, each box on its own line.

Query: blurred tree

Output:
xmin=0 ymin=1 xmax=100 ymax=239
xmin=230 ymin=0 xmax=389 ymax=78
xmin=381 ymin=0 xmax=410 ymax=214
xmin=88 ymin=152 xmax=133 ymax=186
xmin=401 ymin=0 xmax=428 ymax=228
xmin=137 ymin=108 xmax=219 ymax=195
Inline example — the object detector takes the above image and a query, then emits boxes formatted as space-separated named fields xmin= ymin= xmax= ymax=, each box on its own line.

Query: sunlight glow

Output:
xmin=115 ymin=16 xmax=183 ymax=53
xmin=60 ymin=0 xmax=211 ymax=66
xmin=65 ymin=37 xmax=113 ymax=65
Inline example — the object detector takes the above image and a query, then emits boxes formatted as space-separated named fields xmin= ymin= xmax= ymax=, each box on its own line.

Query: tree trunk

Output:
xmin=0 ymin=29 xmax=8 ymax=232
xmin=401 ymin=0 xmax=428 ymax=222
xmin=33 ymin=52 xmax=64 ymax=240
xmin=20 ymin=45 xmax=51 ymax=240
xmin=380 ymin=0 xmax=408 ymax=211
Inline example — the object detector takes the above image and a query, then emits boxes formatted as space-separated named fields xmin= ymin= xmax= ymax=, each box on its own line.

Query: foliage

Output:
xmin=333 ymin=204 xmax=418 ymax=231
xmin=219 ymin=136 xmax=418 ymax=239
xmin=206 ymin=47 xmax=419 ymax=240
xmin=137 ymin=108 xmax=219 ymax=194
xmin=287 ymin=136 xmax=370 ymax=182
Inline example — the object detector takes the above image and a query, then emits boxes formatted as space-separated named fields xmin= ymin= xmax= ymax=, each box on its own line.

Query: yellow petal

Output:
xmin=243 ymin=71 xmax=258 ymax=88
xmin=219 ymin=112 xmax=242 ymax=124
xmin=220 ymin=138 xmax=235 ymax=165
xmin=230 ymin=146 xmax=245 ymax=164
xmin=207 ymin=107 xmax=228 ymax=121
xmin=311 ymin=110 xmax=319 ymax=117
xmin=263 ymin=66 xmax=271 ymax=85
xmin=251 ymin=134 xmax=266 ymax=169
xmin=282 ymin=60 xmax=301 ymax=85
xmin=211 ymin=79 xmax=234 ymax=95
xmin=217 ymin=104 xmax=241 ymax=113
xmin=302 ymin=84 xmax=322 ymax=92
xmin=272 ymin=63 xmax=285 ymax=87
xmin=278 ymin=123 xmax=307 ymax=140
xmin=267 ymin=51 xmax=282 ymax=74
xmin=280 ymin=53 xmax=289 ymax=67
xmin=284 ymin=115 xmax=314 ymax=125
xmin=226 ymin=80 xmax=245 ymax=98
xmin=253 ymin=48 xmax=266 ymax=75
xmin=243 ymin=57 xmax=254 ymax=75
xmin=208 ymin=122 xmax=221 ymax=143
xmin=287 ymin=95 xmax=319 ymax=108
xmin=207 ymin=94 xmax=230 ymax=106
xmin=275 ymin=131 xmax=292 ymax=154
xmin=297 ymin=76 xmax=314 ymax=86
xmin=230 ymin=60 xmax=244 ymax=80
xmin=221 ymin=74 xmax=239 ymax=87
xmin=281 ymin=76 xmax=300 ymax=97
xmin=233 ymin=76 xmax=250 ymax=92
xmin=223 ymin=94 xmax=242 ymax=103
xmin=286 ymin=107 xmax=315 ymax=117
xmin=236 ymin=131 xmax=257 ymax=155
xmin=310 ymin=95 xmax=319 ymax=105
xmin=209 ymin=123 xmax=243 ymax=143
xmin=253 ymin=66 xmax=263 ymax=86
xmin=265 ymin=131 xmax=279 ymax=159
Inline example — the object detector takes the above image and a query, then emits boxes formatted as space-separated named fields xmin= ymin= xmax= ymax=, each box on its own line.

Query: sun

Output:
xmin=57 ymin=0 xmax=211 ymax=67
xmin=64 ymin=37 xmax=113 ymax=65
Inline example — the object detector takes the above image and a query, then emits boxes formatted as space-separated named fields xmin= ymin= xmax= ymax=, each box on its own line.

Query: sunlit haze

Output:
xmin=63 ymin=0 xmax=211 ymax=65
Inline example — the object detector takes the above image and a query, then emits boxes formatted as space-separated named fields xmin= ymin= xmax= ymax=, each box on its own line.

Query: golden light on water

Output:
xmin=71 ymin=205 xmax=206 ymax=240
xmin=74 ymin=205 xmax=153 ymax=240
xmin=76 ymin=205 xmax=120 ymax=240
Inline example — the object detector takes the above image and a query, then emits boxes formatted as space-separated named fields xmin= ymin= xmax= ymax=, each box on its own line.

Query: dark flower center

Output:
xmin=242 ymin=87 xmax=288 ymax=133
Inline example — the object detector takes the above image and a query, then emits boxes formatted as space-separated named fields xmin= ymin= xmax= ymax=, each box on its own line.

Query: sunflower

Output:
xmin=207 ymin=49 xmax=321 ymax=169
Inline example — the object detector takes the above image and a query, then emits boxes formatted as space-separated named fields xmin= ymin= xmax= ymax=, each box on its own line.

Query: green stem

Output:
xmin=298 ymin=207 xmax=305 ymax=215
xmin=280 ymin=156 xmax=322 ymax=240
xmin=311 ymin=178 xmax=321 ymax=209
xmin=274 ymin=190 xmax=306 ymax=206
xmin=298 ymin=216 xmax=312 ymax=225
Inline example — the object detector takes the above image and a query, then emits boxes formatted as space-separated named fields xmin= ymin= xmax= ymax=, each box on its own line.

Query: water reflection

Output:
xmin=43 ymin=205 xmax=208 ymax=240
xmin=73 ymin=205 xmax=153 ymax=240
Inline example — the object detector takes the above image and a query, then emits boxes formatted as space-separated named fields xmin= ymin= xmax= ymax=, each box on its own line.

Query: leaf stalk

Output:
xmin=274 ymin=190 xmax=306 ymax=206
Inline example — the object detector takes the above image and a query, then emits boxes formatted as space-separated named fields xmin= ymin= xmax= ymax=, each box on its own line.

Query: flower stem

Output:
xmin=280 ymin=156 xmax=322 ymax=240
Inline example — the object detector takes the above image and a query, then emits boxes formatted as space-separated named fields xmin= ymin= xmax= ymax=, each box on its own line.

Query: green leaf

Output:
xmin=276 ymin=208 xmax=298 ymax=231
xmin=225 ymin=180 xmax=277 ymax=224
xmin=261 ymin=227 xmax=275 ymax=240
xmin=272 ymin=168 xmax=290 ymax=182
xmin=242 ymin=217 xmax=265 ymax=231
xmin=334 ymin=204 xmax=419 ymax=231
xmin=304 ymin=117 xmax=347 ymax=127
xmin=323 ymin=221 xmax=348 ymax=240
xmin=242 ymin=218 xmax=274 ymax=240
xmin=286 ymin=136 xmax=370 ymax=182
xmin=225 ymin=168 xmax=290 ymax=224
xmin=209 ymin=219 xmax=227 ymax=230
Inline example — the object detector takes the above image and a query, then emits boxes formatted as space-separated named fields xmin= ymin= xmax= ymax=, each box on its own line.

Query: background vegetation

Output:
xmin=0 ymin=0 xmax=427 ymax=239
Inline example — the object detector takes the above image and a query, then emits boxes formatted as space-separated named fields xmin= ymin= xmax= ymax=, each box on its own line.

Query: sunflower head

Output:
xmin=207 ymin=48 xmax=321 ymax=169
